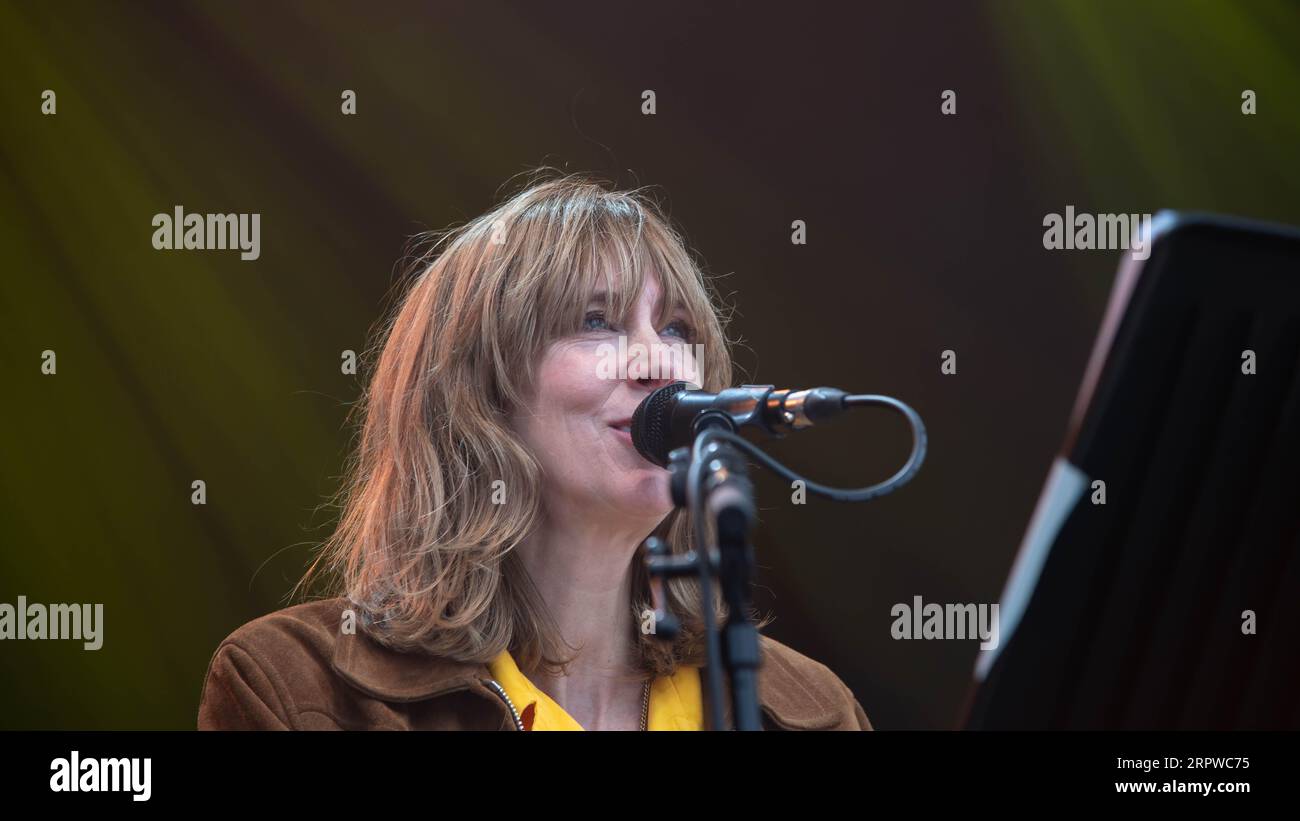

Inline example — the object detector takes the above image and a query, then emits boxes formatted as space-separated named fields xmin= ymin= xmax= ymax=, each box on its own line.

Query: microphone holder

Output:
xmin=640 ymin=386 xmax=928 ymax=730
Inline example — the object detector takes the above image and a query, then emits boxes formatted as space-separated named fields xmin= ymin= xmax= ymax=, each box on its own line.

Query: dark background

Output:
xmin=2 ymin=0 xmax=1299 ymax=729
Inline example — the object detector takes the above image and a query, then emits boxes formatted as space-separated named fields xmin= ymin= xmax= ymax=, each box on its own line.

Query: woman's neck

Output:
xmin=513 ymin=504 xmax=661 ymax=727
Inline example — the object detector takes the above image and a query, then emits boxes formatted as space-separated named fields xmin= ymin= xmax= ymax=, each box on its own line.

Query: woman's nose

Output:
xmin=623 ymin=323 xmax=697 ymax=388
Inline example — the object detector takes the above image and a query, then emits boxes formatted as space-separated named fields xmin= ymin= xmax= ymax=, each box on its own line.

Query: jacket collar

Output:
xmin=332 ymin=629 xmax=842 ymax=729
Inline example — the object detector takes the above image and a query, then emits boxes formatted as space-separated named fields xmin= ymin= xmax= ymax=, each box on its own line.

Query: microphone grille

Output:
xmin=631 ymin=381 xmax=690 ymax=467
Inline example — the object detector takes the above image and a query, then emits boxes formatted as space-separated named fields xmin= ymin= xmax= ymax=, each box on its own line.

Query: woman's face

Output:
xmin=511 ymin=273 xmax=702 ymax=527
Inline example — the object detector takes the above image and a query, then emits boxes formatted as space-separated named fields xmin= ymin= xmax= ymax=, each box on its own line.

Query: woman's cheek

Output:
xmin=542 ymin=342 xmax=597 ymax=390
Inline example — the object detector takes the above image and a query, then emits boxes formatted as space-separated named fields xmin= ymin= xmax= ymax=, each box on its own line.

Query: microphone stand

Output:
xmin=700 ymin=432 xmax=763 ymax=730
xmin=645 ymin=412 xmax=763 ymax=730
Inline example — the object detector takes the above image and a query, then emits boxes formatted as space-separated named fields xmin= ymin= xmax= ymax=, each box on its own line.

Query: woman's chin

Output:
xmin=616 ymin=473 xmax=673 ymax=520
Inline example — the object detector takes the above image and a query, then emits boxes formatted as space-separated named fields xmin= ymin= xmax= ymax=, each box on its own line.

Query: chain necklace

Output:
xmin=640 ymin=679 xmax=651 ymax=731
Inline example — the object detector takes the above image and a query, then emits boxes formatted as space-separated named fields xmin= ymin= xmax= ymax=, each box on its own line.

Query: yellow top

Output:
xmin=487 ymin=650 xmax=703 ymax=730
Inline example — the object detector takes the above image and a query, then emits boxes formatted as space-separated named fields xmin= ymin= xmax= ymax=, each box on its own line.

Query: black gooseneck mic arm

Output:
xmin=641 ymin=383 xmax=927 ymax=730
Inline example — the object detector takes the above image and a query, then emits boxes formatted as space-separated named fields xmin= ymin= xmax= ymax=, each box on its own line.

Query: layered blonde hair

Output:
xmin=300 ymin=169 xmax=759 ymax=677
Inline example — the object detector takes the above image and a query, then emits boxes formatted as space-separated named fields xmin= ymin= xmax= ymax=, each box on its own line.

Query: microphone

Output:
xmin=630 ymin=381 xmax=850 ymax=467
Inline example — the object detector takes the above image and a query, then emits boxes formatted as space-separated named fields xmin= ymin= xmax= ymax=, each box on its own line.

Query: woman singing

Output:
xmin=197 ymin=171 xmax=871 ymax=731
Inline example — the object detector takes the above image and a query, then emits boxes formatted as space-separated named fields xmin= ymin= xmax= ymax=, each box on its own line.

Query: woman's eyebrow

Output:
xmin=585 ymin=290 xmax=637 ymax=311
xmin=586 ymin=288 xmax=675 ymax=318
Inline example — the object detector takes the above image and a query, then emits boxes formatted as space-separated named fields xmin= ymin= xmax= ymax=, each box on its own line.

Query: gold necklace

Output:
xmin=640 ymin=679 xmax=651 ymax=731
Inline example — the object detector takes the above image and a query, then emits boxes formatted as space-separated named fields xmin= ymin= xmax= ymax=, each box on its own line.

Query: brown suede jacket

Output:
xmin=197 ymin=597 xmax=872 ymax=730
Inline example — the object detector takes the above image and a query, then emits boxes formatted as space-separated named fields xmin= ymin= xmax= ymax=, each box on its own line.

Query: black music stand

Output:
xmin=964 ymin=211 xmax=1300 ymax=730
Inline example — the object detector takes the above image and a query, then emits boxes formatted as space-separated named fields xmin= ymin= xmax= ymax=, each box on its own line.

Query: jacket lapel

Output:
xmin=332 ymin=628 xmax=489 ymax=702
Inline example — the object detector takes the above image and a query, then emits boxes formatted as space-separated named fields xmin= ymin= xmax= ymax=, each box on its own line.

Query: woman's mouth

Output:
xmin=608 ymin=420 xmax=634 ymax=447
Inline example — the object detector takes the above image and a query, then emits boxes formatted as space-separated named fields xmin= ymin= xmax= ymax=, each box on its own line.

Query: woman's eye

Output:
xmin=583 ymin=311 xmax=613 ymax=332
xmin=661 ymin=320 xmax=692 ymax=340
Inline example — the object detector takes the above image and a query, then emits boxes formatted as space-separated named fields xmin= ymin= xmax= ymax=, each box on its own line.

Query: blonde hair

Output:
xmin=299 ymin=169 xmax=765 ymax=678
